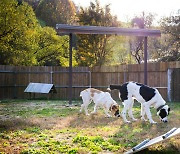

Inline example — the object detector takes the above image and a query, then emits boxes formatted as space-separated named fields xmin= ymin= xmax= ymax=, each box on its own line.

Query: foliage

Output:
xmin=35 ymin=27 xmax=70 ymax=66
xmin=158 ymin=11 xmax=180 ymax=61
xmin=129 ymin=11 xmax=180 ymax=63
xmin=148 ymin=11 xmax=180 ymax=62
xmin=76 ymin=0 xmax=120 ymax=66
xmin=0 ymin=0 xmax=73 ymax=66
xmin=0 ymin=0 xmax=40 ymax=65
xmin=105 ymin=36 xmax=136 ymax=65
xmin=35 ymin=0 xmax=76 ymax=27
xmin=73 ymin=135 xmax=121 ymax=153
xmin=129 ymin=12 xmax=155 ymax=64
xmin=23 ymin=0 xmax=40 ymax=10
xmin=0 ymin=0 xmax=179 ymax=66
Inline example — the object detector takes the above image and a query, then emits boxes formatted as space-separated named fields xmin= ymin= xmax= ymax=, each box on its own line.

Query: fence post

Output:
xmin=167 ymin=69 xmax=172 ymax=102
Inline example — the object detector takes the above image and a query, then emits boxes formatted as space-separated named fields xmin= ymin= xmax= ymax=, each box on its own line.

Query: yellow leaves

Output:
xmin=25 ymin=29 xmax=36 ymax=37
xmin=80 ymin=56 xmax=86 ymax=61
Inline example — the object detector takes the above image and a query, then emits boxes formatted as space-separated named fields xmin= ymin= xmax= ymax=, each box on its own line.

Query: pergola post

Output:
xmin=144 ymin=37 xmax=148 ymax=85
xmin=69 ymin=33 xmax=73 ymax=105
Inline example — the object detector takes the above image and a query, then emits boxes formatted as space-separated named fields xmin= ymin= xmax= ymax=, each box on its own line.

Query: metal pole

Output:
xmin=69 ymin=33 xmax=73 ymax=105
xmin=144 ymin=37 xmax=148 ymax=85
xmin=89 ymin=71 xmax=91 ymax=88
xmin=50 ymin=66 xmax=53 ymax=84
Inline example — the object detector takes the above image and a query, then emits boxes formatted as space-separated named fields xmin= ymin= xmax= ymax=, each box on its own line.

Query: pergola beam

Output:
xmin=56 ymin=24 xmax=161 ymax=37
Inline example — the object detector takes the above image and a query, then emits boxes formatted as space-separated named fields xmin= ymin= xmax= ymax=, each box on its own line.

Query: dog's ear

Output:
xmin=168 ymin=107 xmax=170 ymax=114
xmin=112 ymin=105 xmax=118 ymax=110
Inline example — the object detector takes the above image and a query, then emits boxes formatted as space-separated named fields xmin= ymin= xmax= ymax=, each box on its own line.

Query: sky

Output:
xmin=73 ymin=0 xmax=180 ymax=24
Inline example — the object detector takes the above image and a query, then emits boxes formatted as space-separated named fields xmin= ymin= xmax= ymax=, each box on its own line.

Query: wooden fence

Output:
xmin=0 ymin=61 xmax=180 ymax=101
xmin=171 ymin=68 xmax=180 ymax=101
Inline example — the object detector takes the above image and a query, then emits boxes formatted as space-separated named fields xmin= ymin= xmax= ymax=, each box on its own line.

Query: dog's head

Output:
xmin=110 ymin=104 xmax=120 ymax=117
xmin=157 ymin=105 xmax=170 ymax=123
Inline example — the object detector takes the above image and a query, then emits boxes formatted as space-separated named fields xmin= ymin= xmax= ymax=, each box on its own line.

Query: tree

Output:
xmin=23 ymin=0 xmax=40 ymax=10
xmin=0 ymin=0 xmax=40 ymax=65
xmin=76 ymin=0 xmax=120 ymax=66
xmin=0 ymin=0 xmax=72 ymax=66
xmin=158 ymin=11 xmax=180 ymax=61
xmin=35 ymin=0 xmax=76 ymax=27
xmin=105 ymin=36 xmax=135 ymax=65
xmin=35 ymin=27 xmax=77 ymax=66
xmin=129 ymin=12 xmax=155 ymax=64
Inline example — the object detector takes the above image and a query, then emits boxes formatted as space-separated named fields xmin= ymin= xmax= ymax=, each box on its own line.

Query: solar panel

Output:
xmin=24 ymin=83 xmax=57 ymax=94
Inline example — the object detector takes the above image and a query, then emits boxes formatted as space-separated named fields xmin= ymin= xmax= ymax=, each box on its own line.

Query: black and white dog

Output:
xmin=108 ymin=82 xmax=170 ymax=124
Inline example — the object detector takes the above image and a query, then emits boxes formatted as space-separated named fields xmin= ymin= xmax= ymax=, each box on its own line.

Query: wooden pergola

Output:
xmin=56 ymin=24 xmax=161 ymax=104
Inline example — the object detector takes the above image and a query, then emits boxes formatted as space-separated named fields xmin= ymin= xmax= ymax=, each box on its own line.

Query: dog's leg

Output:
xmin=104 ymin=107 xmax=112 ymax=117
xmin=128 ymin=98 xmax=137 ymax=121
xmin=122 ymin=100 xmax=131 ymax=123
xmin=80 ymin=104 xmax=90 ymax=116
xmin=84 ymin=104 xmax=90 ymax=116
xmin=91 ymin=104 xmax=98 ymax=114
xmin=143 ymin=103 xmax=157 ymax=124
xmin=80 ymin=104 xmax=84 ymax=113
xmin=80 ymin=97 xmax=91 ymax=116
xmin=140 ymin=104 xmax=147 ymax=121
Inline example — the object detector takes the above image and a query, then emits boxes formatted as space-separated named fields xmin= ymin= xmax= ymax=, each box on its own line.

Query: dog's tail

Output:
xmin=107 ymin=85 xmax=122 ymax=91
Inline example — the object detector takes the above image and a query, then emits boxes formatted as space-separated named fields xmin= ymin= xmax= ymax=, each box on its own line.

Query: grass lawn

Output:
xmin=0 ymin=99 xmax=179 ymax=154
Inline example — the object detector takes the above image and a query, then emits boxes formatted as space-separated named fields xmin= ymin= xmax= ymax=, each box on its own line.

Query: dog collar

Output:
xmin=157 ymin=105 xmax=166 ymax=112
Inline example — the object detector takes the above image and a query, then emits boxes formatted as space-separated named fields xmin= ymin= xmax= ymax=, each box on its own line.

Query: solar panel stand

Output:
xmin=24 ymin=83 xmax=57 ymax=100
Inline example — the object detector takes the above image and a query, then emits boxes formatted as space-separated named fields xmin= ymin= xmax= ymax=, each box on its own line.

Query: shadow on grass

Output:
xmin=0 ymin=118 xmax=41 ymax=132
xmin=69 ymin=113 xmax=121 ymax=128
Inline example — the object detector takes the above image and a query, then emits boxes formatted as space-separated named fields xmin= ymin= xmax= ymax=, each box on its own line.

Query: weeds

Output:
xmin=73 ymin=135 xmax=121 ymax=153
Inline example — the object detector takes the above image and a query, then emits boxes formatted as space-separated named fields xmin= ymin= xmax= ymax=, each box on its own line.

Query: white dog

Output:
xmin=80 ymin=88 xmax=120 ymax=117
xmin=108 ymin=82 xmax=170 ymax=124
